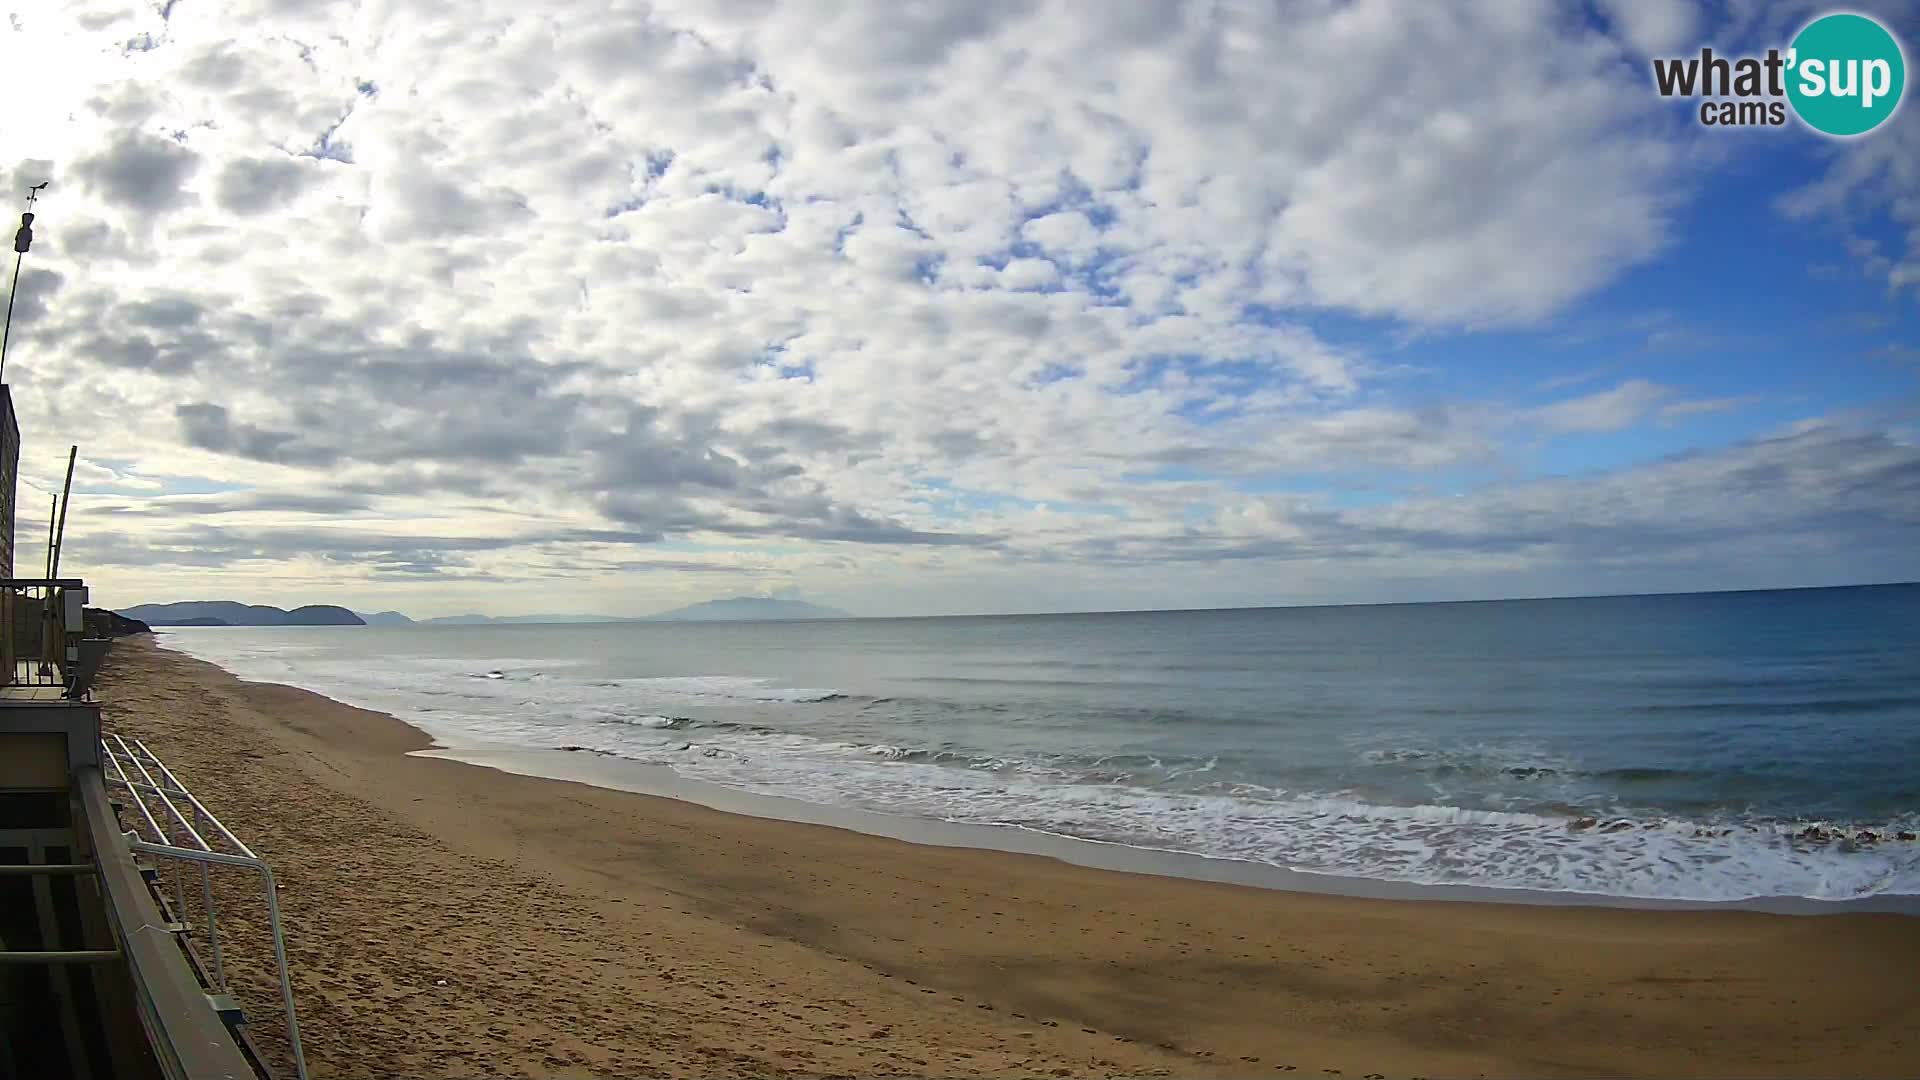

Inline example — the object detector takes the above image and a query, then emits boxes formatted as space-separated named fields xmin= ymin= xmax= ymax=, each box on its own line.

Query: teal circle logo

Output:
xmin=1787 ymin=12 xmax=1907 ymax=136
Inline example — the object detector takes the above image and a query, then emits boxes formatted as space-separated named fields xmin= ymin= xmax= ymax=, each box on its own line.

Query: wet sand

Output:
xmin=96 ymin=635 xmax=1920 ymax=1079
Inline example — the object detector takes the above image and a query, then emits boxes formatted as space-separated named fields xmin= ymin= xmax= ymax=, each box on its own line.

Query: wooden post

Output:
xmin=46 ymin=447 xmax=76 ymax=679
xmin=39 ymin=494 xmax=55 ymax=675
xmin=50 ymin=445 xmax=74 ymax=579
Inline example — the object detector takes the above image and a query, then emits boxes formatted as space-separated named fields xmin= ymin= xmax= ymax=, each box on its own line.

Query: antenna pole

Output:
xmin=50 ymin=445 xmax=75 ymax=579
xmin=43 ymin=497 xmax=55 ymax=577
xmin=37 ymin=495 xmax=55 ymax=675
xmin=0 ymin=251 xmax=21 ymax=383
xmin=2 ymin=182 xmax=48 ymax=385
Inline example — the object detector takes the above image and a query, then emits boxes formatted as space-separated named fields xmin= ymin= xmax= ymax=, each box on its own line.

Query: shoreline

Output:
xmin=156 ymin=629 xmax=1920 ymax=916
xmin=96 ymin=635 xmax=1920 ymax=1078
xmin=419 ymin=741 xmax=1920 ymax=917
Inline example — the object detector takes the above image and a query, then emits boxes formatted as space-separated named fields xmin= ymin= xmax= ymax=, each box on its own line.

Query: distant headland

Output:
xmin=115 ymin=596 xmax=852 ymax=627
xmin=115 ymin=601 xmax=366 ymax=627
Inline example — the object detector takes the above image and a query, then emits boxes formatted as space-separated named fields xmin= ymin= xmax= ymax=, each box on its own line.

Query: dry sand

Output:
xmin=95 ymin=635 xmax=1920 ymax=1079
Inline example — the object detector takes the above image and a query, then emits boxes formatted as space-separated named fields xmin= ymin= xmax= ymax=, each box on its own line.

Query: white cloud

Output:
xmin=1780 ymin=106 xmax=1920 ymax=296
xmin=1531 ymin=380 xmax=1676 ymax=434
xmin=1759 ymin=0 xmax=1918 ymax=293
xmin=0 ymin=1 xmax=1906 ymax=615
xmin=1598 ymin=0 xmax=1702 ymax=56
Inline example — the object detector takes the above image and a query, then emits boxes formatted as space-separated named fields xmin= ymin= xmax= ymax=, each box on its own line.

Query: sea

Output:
xmin=159 ymin=584 xmax=1920 ymax=905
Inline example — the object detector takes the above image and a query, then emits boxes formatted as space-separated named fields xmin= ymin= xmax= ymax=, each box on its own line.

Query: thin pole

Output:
xmin=38 ymin=495 xmax=55 ymax=676
xmin=0 ymin=250 xmax=21 ymax=384
xmin=50 ymin=445 xmax=75 ymax=578
xmin=43 ymin=495 xmax=55 ymax=577
xmin=2 ymin=182 xmax=45 ymax=385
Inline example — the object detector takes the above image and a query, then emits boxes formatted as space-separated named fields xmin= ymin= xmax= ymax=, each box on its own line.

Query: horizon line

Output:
xmin=123 ymin=579 xmax=1920 ymax=625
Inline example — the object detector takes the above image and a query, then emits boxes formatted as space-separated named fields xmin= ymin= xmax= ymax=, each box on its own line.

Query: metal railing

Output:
xmin=101 ymin=733 xmax=308 ymax=1080
xmin=1 ymin=576 xmax=89 ymax=695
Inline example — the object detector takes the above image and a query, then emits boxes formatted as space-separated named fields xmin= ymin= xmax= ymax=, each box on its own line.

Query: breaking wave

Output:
xmin=162 ymin=627 xmax=1920 ymax=904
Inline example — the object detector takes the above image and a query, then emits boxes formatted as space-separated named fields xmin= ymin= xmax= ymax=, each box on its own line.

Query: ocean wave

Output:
xmin=591 ymin=675 xmax=848 ymax=704
xmin=1360 ymin=748 xmax=1711 ymax=785
xmin=504 ymin=720 xmax=1920 ymax=900
xmin=159 ymin=630 xmax=1920 ymax=903
xmin=664 ymin=744 xmax=1920 ymax=901
xmin=614 ymin=714 xmax=691 ymax=729
xmin=1629 ymin=696 xmax=1920 ymax=716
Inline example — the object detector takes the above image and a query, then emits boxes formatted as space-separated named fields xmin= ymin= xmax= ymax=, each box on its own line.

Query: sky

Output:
xmin=0 ymin=0 xmax=1916 ymax=619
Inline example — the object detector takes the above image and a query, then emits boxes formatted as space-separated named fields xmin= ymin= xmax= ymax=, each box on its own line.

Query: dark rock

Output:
xmin=83 ymin=606 xmax=151 ymax=636
xmin=1569 ymin=817 xmax=1598 ymax=830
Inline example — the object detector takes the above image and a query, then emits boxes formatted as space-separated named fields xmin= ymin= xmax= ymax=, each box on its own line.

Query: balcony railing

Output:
xmin=1 ymin=576 xmax=92 ymax=698
xmin=102 ymin=732 xmax=308 ymax=1080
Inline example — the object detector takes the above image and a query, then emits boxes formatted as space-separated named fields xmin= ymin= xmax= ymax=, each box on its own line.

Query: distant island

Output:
xmin=409 ymin=613 xmax=634 ymax=625
xmin=116 ymin=601 xmax=366 ymax=627
xmin=119 ymin=596 xmax=851 ymax=627
xmin=639 ymin=597 xmax=849 ymax=621
xmin=392 ymin=598 xmax=851 ymax=623
xmin=401 ymin=598 xmax=851 ymax=624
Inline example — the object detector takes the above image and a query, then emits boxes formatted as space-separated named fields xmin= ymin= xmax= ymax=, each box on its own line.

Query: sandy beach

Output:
xmin=94 ymin=635 xmax=1920 ymax=1079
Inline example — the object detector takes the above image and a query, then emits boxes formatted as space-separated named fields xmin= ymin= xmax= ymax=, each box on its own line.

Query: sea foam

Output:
xmin=163 ymin=627 xmax=1920 ymax=904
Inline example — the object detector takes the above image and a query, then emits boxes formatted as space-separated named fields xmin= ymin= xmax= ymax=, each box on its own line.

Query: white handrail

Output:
xmin=101 ymin=734 xmax=308 ymax=1080
xmin=123 ymin=841 xmax=307 ymax=1080
xmin=104 ymin=744 xmax=170 ymax=843
xmin=107 ymin=732 xmax=221 ymax=991
xmin=111 ymin=734 xmax=210 ymax=851
xmin=133 ymin=738 xmax=260 ymax=859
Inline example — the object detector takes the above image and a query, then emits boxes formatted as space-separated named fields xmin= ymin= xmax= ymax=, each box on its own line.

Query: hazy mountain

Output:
xmin=418 ymin=613 xmax=628 ymax=625
xmin=199 ymin=598 xmax=856 ymax=627
xmin=283 ymin=606 xmax=366 ymax=625
xmin=641 ymin=597 xmax=850 ymax=622
xmin=118 ymin=601 xmax=366 ymax=626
